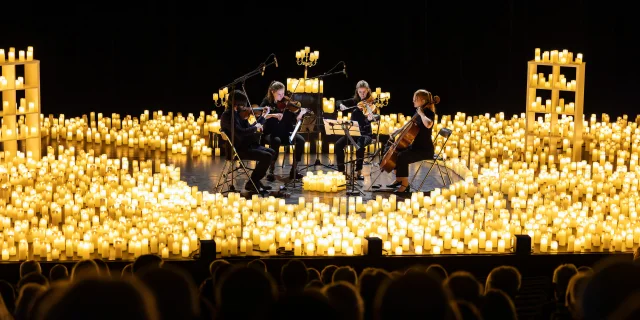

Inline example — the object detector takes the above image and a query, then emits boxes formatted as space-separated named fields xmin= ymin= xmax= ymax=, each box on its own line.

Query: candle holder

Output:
xmin=368 ymin=88 xmax=390 ymax=163
xmin=296 ymin=47 xmax=319 ymax=80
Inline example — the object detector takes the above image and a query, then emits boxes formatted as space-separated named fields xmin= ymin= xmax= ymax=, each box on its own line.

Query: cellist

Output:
xmin=387 ymin=89 xmax=439 ymax=193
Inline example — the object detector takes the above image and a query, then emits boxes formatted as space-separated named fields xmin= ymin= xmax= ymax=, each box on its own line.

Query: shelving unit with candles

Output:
xmin=0 ymin=46 xmax=41 ymax=161
xmin=525 ymin=48 xmax=585 ymax=162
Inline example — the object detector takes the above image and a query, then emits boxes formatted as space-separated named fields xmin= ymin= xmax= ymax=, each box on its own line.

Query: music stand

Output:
xmin=283 ymin=117 xmax=316 ymax=189
xmin=324 ymin=119 xmax=364 ymax=196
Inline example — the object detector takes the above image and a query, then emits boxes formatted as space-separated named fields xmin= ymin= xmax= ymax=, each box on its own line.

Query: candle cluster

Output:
xmin=371 ymin=113 xmax=409 ymax=135
xmin=302 ymin=171 xmax=347 ymax=192
xmin=286 ymin=78 xmax=324 ymax=93
xmin=0 ymin=46 xmax=34 ymax=63
xmin=534 ymin=48 xmax=583 ymax=64
xmin=530 ymin=97 xmax=576 ymax=114
xmin=42 ymin=111 xmax=214 ymax=156
xmin=295 ymin=47 xmax=319 ymax=62
xmin=323 ymin=97 xmax=335 ymax=113
xmin=531 ymin=73 xmax=577 ymax=91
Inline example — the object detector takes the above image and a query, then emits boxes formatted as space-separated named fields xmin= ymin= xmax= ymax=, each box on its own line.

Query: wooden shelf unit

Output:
xmin=0 ymin=58 xmax=42 ymax=161
xmin=525 ymin=60 xmax=586 ymax=162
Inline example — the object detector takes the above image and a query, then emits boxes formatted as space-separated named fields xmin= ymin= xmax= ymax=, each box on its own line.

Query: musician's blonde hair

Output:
xmin=266 ymin=81 xmax=285 ymax=103
xmin=414 ymin=90 xmax=440 ymax=113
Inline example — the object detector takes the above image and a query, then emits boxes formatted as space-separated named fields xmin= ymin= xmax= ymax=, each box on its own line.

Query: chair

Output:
xmin=409 ymin=127 xmax=453 ymax=191
xmin=214 ymin=131 xmax=257 ymax=193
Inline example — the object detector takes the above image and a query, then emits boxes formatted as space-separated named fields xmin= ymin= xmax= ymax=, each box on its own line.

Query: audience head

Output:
xmin=634 ymin=246 xmax=640 ymax=262
xmin=20 ymin=260 xmax=42 ymax=278
xmin=307 ymin=268 xmax=321 ymax=282
xmin=132 ymin=254 xmax=163 ymax=274
xmin=577 ymin=266 xmax=593 ymax=273
xmin=272 ymin=289 xmax=338 ymax=320
xmin=566 ymin=272 xmax=592 ymax=320
xmin=199 ymin=277 xmax=214 ymax=302
xmin=247 ymin=259 xmax=267 ymax=273
xmin=17 ymin=271 xmax=49 ymax=290
xmin=359 ymin=268 xmax=391 ymax=320
xmin=93 ymin=259 xmax=111 ymax=277
xmin=553 ymin=263 xmax=578 ymax=302
xmin=481 ymin=289 xmax=517 ymax=320
xmin=0 ymin=280 xmax=16 ymax=313
xmin=321 ymin=265 xmax=339 ymax=284
xmin=485 ymin=266 xmax=521 ymax=299
xmin=426 ymin=264 xmax=448 ymax=283
xmin=281 ymin=259 xmax=308 ymax=294
xmin=121 ymin=263 xmax=134 ymax=278
xmin=323 ymin=281 xmax=364 ymax=320
xmin=582 ymin=259 xmax=640 ymax=320
xmin=209 ymin=259 xmax=230 ymax=277
xmin=138 ymin=265 xmax=200 ymax=320
xmin=444 ymin=271 xmax=483 ymax=306
xmin=71 ymin=259 xmax=100 ymax=281
xmin=14 ymin=283 xmax=46 ymax=320
xmin=40 ymin=278 xmax=158 ymax=320
xmin=216 ymin=266 xmax=278 ymax=320
xmin=332 ymin=266 xmax=358 ymax=285
xmin=49 ymin=264 xmax=69 ymax=282
xmin=375 ymin=270 xmax=456 ymax=320
xmin=305 ymin=280 xmax=324 ymax=290
xmin=455 ymin=301 xmax=482 ymax=320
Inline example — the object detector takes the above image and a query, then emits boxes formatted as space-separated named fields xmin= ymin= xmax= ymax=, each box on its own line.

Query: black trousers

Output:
xmin=395 ymin=147 xmax=434 ymax=178
xmin=335 ymin=135 xmax=372 ymax=172
xmin=236 ymin=146 xmax=276 ymax=182
xmin=267 ymin=134 xmax=305 ymax=163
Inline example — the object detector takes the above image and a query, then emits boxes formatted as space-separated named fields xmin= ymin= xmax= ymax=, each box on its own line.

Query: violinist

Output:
xmin=387 ymin=89 xmax=439 ymax=193
xmin=260 ymin=81 xmax=310 ymax=180
xmin=336 ymin=80 xmax=379 ymax=179
xmin=220 ymin=90 xmax=277 ymax=193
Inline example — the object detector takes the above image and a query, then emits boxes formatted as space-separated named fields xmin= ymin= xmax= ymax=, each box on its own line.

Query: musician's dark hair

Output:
xmin=266 ymin=81 xmax=285 ymax=103
xmin=227 ymin=90 xmax=248 ymax=110
xmin=354 ymin=80 xmax=372 ymax=102
xmin=414 ymin=90 xmax=440 ymax=113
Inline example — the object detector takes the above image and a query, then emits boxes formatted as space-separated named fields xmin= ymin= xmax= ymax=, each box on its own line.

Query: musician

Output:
xmin=337 ymin=80 xmax=379 ymax=179
xmin=260 ymin=81 xmax=309 ymax=180
xmin=387 ymin=89 xmax=439 ymax=193
xmin=220 ymin=90 xmax=277 ymax=193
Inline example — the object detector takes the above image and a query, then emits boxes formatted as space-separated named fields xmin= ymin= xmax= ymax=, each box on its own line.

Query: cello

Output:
xmin=379 ymin=103 xmax=431 ymax=173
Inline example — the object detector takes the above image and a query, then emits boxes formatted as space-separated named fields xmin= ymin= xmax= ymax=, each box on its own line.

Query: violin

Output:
xmin=276 ymin=90 xmax=304 ymax=112
xmin=238 ymin=104 xmax=265 ymax=120
xmin=356 ymin=96 xmax=376 ymax=116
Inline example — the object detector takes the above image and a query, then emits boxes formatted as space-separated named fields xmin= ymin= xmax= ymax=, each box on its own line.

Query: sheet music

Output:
xmin=323 ymin=119 xmax=361 ymax=137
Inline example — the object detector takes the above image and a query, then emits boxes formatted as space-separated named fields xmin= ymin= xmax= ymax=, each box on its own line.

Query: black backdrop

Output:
xmin=1 ymin=1 xmax=638 ymax=119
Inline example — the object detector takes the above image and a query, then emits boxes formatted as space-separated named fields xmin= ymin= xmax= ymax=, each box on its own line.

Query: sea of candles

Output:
xmin=41 ymin=110 xmax=215 ymax=156
xmin=534 ymin=48 xmax=583 ymax=64
xmin=302 ymin=171 xmax=347 ymax=192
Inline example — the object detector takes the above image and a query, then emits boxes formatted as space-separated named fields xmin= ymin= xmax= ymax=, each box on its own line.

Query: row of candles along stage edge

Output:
xmin=534 ymin=48 xmax=584 ymax=64
xmin=37 ymin=110 xmax=409 ymax=155
xmin=0 ymin=47 xmax=34 ymax=63
xmin=0 ymin=76 xmax=34 ymax=90
xmin=0 ymin=144 xmax=639 ymax=261
xmin=530 ymin=97 xmax=576 ymax=114
xmin=530 ymin=73 xmax=578 ymax=91
xmin=31 ymin=109 xmax=640 ymax=169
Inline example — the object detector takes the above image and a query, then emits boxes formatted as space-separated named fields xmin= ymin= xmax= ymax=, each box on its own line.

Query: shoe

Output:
xmin=386 ymin=181 xmax=402 ymax=188
xmin=258 ymin=181 xmax=272 ymax=190
xmin=245 ymin=182 xmax=260 ymax=193
xmin=394 ymin=185 xmax=411 ymax=194
xmin=266 ymin=174 xmax=275 ymax=182
xmin=356 ymin=171 xmax=364 ymax=180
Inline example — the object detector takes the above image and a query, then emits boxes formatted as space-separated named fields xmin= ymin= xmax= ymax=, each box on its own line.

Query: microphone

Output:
xmin=343 ymin=62 xmax=348 ymax=78
xmin=274 ymin=55 xmax=278 ymax=68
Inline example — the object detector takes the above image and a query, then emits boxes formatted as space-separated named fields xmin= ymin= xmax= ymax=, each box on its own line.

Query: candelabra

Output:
xmin=213 ymin=87 xmax=229 ymax=108
xmin=371 ymin=87 xmax=390 ymax=110
xmin=296 ymin=47 xmax=319 ymax=80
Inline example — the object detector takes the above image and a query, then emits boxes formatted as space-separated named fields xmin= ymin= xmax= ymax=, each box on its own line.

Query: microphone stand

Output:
xmin=217 ymin=58 xmax=277 ymax=194
xmin=297 ymin=69 xmax=347 ymax=171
